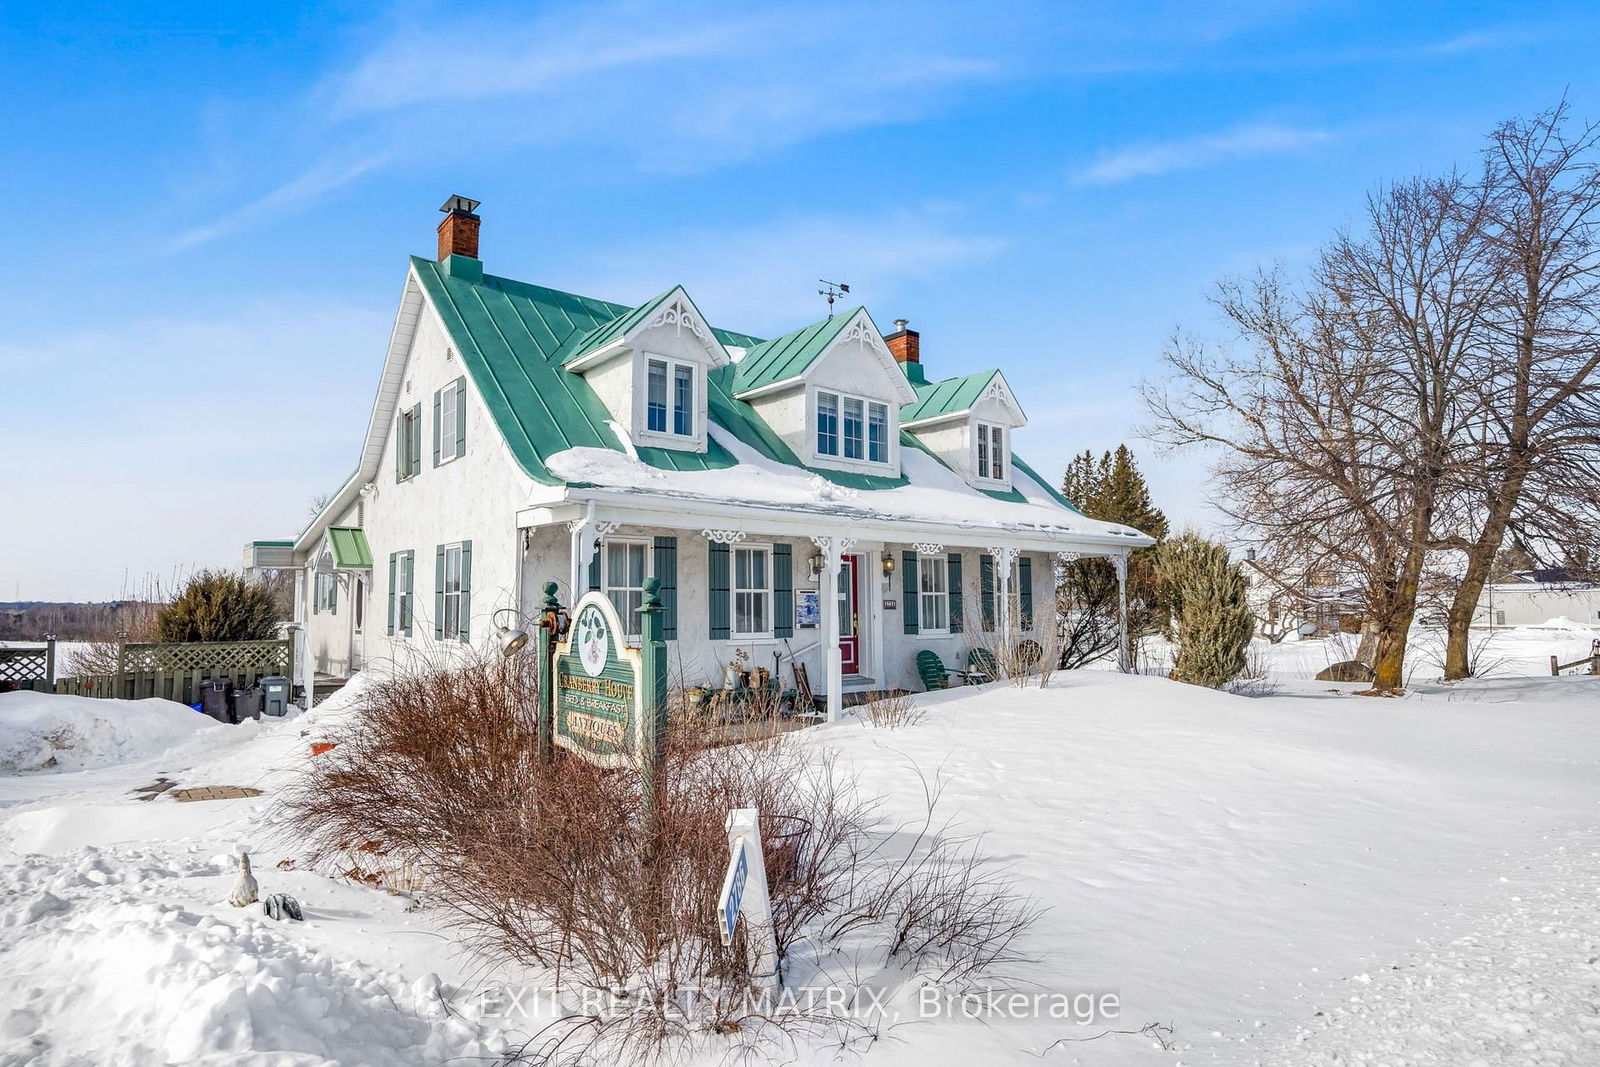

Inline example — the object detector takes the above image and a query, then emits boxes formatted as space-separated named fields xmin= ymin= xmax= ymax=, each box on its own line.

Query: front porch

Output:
xmin=517 ymin=494 xmax=1140 ymax=721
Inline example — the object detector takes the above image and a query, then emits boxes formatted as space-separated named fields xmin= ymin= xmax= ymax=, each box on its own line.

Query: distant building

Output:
xmin=1475 ymin=570 xmax=1600 ymax=628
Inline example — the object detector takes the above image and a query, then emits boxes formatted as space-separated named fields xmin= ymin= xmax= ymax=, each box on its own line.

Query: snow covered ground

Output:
xmin=1 ymin=629 xmax=1597 ymax=1065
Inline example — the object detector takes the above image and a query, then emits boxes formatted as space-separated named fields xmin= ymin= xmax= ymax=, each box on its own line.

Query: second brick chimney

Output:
xmin=437 ymin=195 xmax=482 ymax=260
xmin=883 ymin=319 xmax=920 ymax=365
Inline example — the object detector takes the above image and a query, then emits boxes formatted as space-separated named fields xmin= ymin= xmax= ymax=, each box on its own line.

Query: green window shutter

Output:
xmin=402 ymin=551 xmax=415 ymax=636
xmin=948 ymin=553 xmax=964 ymax=633
xmin=980 ymin=553 xmax=995 ymax=632
xmin=387 ymin=554 xmax=396 ymax=635
xmin=330 ymin=575 xmax=337 ymax=615
xmin=312 ymin=574 xmax=319 ymax=616
xmin=432 ymin=389 xmax=442 ymax=468
xmin=434 ymin=545 xmax=445 ymax=640
xmin=459 ymin=540 xmax=472 ymax=642
xmin=1018 ymin=555 xmax=1033 ymax=629
xmin=454 ymin=378 xmax=467 ymax=458
xmin=773 ymin=543 xmax=794 ymax=638
xmin=588 ymin=548 xmax=601 ymax=592
xmin=653 ymin=536 xmax=678 ymax=639
xmin=708 ymin=541 xmax=730 ymax=640
xmin=902 ymin=550 xmax=918 ymax=634
xmin=410 ymin=404 xmax=422 ymax=477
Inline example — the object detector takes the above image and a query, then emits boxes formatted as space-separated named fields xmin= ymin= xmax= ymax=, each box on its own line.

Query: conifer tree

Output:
xmin=1057 ymin=445 xmax=1169 ymax=667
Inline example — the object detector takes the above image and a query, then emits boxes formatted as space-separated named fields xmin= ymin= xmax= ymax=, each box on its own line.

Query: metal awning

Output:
xmin=327 ymin=527 xmax=374 ymax=569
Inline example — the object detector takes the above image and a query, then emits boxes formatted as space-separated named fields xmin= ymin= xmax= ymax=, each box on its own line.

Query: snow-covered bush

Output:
xmin=1156 ymin=533 xmax=1255 ymax=689
xmin=279 ymin=655 xmax=1037 ymax=1062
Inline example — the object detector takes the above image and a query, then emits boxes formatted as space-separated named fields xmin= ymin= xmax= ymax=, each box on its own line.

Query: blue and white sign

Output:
xmin=718 ymin=842 xmax=748 ymax=945
xmin=718 ymin=808 xmax=780 ymax=989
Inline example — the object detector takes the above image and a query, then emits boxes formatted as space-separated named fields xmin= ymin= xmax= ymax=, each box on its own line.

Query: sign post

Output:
xmin=535 ymin=581 xmax=562 ymax=764
xmin=719 ymin=807 xmax=780 ymax=991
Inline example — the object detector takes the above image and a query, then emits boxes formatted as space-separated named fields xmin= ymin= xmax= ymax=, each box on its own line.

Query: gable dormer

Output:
xmin=733 ymin=307 xmax=918 ymax=476
xmin=901 ymin=369 xmax=1026 ymax=490
xmin=563 ymin=286 xmax=728 ymax=453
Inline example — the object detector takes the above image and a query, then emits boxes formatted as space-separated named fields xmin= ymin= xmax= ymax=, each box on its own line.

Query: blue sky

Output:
xmin=3 ymin=0 xmax=1597 ymax=600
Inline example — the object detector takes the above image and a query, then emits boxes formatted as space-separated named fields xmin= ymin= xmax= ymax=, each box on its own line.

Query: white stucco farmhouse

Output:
xmin=248 ymin=197 xmax=1154 ymax=718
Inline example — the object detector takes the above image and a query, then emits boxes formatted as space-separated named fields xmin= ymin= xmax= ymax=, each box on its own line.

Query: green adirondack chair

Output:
xmin=966 ymin=647 xmax=999 ymax=684
xmin=916 ymin=649 xmax=958 ymax=691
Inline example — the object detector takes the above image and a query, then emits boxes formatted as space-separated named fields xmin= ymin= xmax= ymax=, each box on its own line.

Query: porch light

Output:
xmin=809 ymin=553 xmax=825 ymax=581
xmin=497 ymin=624 xmax=530 ymax=658
xmin=881 ymin=552 xmax=895 ymax=577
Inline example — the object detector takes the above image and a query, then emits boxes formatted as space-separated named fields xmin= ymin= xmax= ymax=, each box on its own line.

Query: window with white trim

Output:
xmin=918 ymin=555 xmax=949 ymax=632
xmin=816 ymin=390 xmax=892 ymax=465
xmin=441 ymin=543 xmax=465 ymax=639
xmin=645 ymin=356 xmax=697 ymax=438
xmin=438 ymin=380 xmax=463 ymax=463
xmin=976 ymin=422 xmax=1007 ymax=481
xmin=603 ymin=539 xmax=651 ymax=639
xmin=314 ymin=572 xmax=337 ymax=614
xmin=732 ymin=544 xmax=772 ymax=638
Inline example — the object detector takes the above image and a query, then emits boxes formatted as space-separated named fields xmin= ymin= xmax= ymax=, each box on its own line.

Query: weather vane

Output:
xmin=818 ymin=279 xmax=850 ymax=317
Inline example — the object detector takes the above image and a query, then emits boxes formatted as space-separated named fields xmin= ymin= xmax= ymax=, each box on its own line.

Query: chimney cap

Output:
xmin=439 ymin=194 xmax=481 ymax=216
xmin=893 ymin=318 xmax=909 ymax=331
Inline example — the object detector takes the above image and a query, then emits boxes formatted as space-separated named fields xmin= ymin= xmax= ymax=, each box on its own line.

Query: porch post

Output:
xmin=300 ymin=564 xmax=317 ymax=708
xmin=989 ymin=546 xmax=1016 ymax=658
xmin=566 ymin=505 xmax=617 ymax=601
xmin=811 ymin=534 xmax=854 ymax=722
xmin=1112 ymin=551 xmax=1130 ymax=673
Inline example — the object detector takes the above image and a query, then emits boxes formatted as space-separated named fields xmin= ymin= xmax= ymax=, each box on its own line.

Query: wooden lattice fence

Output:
xmin=0 ymin=638 xmax=56 ymax=692
xmin=53 ymin=637 xmax=293 ymax=704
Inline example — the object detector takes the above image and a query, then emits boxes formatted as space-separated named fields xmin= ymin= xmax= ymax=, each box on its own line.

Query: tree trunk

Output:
xmin=1441 ymin=471 xmax=1523 ymax=680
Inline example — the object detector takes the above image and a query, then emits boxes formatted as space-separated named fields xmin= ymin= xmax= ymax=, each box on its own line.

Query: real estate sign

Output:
xmin=550 ymin=587 xmax=666 ymax=771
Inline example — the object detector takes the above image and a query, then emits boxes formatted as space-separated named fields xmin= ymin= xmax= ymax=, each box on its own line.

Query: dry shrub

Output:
xmin=279 ymin=655 xmax=1039 ymax=1064
xmin=850 ymin=691 xmax=925 ymax=729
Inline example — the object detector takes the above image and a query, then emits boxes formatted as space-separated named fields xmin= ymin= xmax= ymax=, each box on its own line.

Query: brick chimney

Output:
xmin=437 ymin=195 xmax=481 ymax=260
xmin=883 ymin=318 xmax=919 ymax=365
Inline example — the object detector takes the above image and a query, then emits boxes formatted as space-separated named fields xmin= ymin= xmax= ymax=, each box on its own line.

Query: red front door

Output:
xmin=839 ymin=554 xmax=861 ymax=674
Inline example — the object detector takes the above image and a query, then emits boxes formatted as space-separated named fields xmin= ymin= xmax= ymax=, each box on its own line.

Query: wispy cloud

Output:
xmin=558 ymin=207 xmax=1005 ymax=332
xmin=1075 ymin=122 xmax=1332 ymax=185
xmin=168 ymin=152 xmax=391 ymax=252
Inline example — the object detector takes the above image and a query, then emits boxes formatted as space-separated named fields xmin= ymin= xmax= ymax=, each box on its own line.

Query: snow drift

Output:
xmin=0 ymin=691 xmax=220 ymax=774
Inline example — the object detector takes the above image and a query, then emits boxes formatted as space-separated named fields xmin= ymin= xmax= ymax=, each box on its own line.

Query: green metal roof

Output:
xmin=900 ymin=369 xmax=1000 ymax=425
xmin=251 ymin=540 xmax=294 ymax=547
xmin=731 ymin=309 xmax=860 ymax=395
xmin=404 ymin=257 xmax=1077 ymax=510
xmin=327 ymin=527 xmax=373 ymax=569
xmin=409 ymin=259 xmax=903 ymax=489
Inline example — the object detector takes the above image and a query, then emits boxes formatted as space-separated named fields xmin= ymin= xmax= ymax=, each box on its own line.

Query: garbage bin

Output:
xmin=234 ymin=685 xmax=264 ymax=721
xmin=260 ymin=676 xmax=291 ymax=717
xmin=199 ymin=679 xmax=235 ymax=724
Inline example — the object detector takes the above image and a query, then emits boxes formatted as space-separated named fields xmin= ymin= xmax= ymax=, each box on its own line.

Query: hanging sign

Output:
xmin=553 ymin=592 xmax=649 ymax=769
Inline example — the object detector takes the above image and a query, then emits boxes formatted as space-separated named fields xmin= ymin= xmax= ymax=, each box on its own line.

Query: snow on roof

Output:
xmin=543 ymin=425 xmax=1150 ymax=544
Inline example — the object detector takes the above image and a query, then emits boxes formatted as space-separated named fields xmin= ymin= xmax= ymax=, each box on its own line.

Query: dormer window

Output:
xmin=816 ymin=390 xmax=891 ymax=464
xmin=976 ymin=422 xmax=1007 ymax=483
xmin=645 ymin=357 xmax=696 ymax=438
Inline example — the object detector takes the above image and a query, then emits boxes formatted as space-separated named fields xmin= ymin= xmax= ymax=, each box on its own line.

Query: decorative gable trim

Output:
xmin=902 ymin=370 xmax=1027 ymax=429
xmin=734 ymin=308 xmax=918 ymax=404
xmin=564 ymin=286 xmax=730 ymax=372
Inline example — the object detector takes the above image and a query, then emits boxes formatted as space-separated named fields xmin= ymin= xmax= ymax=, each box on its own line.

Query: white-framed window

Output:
xmin=314 ymin=572 xmax=337 ymax=615
xmin=918 ymin=554 xmax=949 ymax=633
xmin=395 ymin=403 xmax=422 ymax=480
xmin=441 ymin=543 xmax=465 ymax=640
xmin=644 ymin=356 xmax=697 ymax=438
xmin=816 ymin=390 xmax=892 ymax=465
xmin=436 ymin=378 xmax=465 ymax=464
xmin=603 ymin=539 xmax=651 ymax=639
xmin=976 ymin=422 xmax=1007 ymax=482
xmin=732 ymin=544 xmax=772 ymax=638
